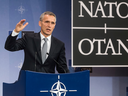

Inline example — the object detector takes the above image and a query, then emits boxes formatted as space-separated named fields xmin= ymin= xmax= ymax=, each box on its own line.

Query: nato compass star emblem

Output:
xmin=40 ymin=75 xmax=77 ymax=96
xmin=15 ymin=3 xmax=27 ymax=17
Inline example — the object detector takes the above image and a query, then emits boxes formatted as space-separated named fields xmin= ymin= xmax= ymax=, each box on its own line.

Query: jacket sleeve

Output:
xmin=4 ymin=34 xmax=26 ymax=51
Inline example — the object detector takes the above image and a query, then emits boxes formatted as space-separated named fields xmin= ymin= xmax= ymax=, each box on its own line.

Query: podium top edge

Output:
xmin=23 ymin=70 xmax=90 ymax=75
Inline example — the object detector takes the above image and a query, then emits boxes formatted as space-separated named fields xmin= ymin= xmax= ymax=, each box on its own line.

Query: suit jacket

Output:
xmin=5 ymin=32 xmax=69 ymax=73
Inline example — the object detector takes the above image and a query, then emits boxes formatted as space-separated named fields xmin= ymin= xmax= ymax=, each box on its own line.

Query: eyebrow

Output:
xmin=45 ymin=20 xmax=55 ymax=24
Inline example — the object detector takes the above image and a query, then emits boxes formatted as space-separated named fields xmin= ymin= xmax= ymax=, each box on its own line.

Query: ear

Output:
xmin=38 ymin=21 xmax=41 ymax=27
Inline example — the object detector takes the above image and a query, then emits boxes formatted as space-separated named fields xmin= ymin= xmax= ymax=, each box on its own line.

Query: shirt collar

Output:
xmin=40 ymin=32 xmax=51 ymax=41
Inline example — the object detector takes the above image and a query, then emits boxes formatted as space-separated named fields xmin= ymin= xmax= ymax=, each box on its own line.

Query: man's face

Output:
xmin=39 ymin=14 xmax=56 ymax=37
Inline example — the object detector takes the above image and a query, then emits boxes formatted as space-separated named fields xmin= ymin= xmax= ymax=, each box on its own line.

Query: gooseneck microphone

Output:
xmin=35 ymin=52 xmax=47 ymax=73
xmin=35 ymin=52 xmax=37 ymax=71
xmin=46 ymin=53 xmax=66 ymax=73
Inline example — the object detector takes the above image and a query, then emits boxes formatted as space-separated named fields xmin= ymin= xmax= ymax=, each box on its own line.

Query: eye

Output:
xmin=51 ymin=22 xmax=55 ymax=24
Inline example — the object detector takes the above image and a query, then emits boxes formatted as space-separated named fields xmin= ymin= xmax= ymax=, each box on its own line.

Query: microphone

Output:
xmin=35 ymin=52 xmax=37 ymax=71
xmin=35 ymin=52 xmax=47 ymax=73
xmin=46 ymin=53 xmax=66 ymax=73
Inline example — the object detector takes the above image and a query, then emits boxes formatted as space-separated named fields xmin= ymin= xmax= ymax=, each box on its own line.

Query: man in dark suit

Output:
xmin=5 ymin=11 xmax=69 ymax=73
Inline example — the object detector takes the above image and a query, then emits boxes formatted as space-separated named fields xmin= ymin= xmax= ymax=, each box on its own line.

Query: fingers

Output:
xmin=23 ymin=22 xmax=29 ymax=28
xmin=15 ymin=19 xmax=29 ymax=33
xmin=18 ymin=19 xmax=26 ymax=25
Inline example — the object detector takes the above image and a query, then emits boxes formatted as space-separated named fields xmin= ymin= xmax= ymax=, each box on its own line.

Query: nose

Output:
xmin=47 ymin=22 xmax=52 ymax=28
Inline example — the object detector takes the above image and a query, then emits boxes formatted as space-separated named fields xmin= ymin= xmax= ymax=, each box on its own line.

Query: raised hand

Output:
xmin=14 ymin=19 xmax=28 ymax=33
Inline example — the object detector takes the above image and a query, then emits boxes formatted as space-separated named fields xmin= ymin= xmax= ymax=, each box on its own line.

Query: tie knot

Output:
xmin=44 ymin=38 xmax=48 ymax=42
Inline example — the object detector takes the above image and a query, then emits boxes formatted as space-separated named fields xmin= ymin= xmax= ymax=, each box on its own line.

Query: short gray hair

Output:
xmin=40 ymin=11 xmax=56 ymax=22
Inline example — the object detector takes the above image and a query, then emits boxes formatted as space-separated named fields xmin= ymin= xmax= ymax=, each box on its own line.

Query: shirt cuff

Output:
xmin=11 ymin=30 xmax=19 ymax=37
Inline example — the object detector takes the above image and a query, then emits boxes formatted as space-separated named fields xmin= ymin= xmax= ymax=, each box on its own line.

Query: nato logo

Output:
xmin=40 ymin=75 xmax=77 ymax=96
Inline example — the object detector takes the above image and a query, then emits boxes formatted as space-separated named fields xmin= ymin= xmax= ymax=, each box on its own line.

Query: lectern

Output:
xmin=3 ymin=70 xmax=89 ymax=96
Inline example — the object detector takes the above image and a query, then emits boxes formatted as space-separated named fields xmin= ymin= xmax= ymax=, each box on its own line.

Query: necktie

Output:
xmin=42 ymin=38 xmax=48 ymax=64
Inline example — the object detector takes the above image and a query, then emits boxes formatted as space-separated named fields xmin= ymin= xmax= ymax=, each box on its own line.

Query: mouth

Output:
xmin=46 ymin=28 xmax=51 ymax=32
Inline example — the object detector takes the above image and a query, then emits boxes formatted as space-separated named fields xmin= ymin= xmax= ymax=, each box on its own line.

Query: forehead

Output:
xmin=43 ymin=15 xmax=56 ymax=22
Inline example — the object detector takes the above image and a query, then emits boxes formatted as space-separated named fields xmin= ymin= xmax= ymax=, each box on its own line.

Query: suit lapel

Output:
xmin=33 ymin=32 xmax=42 ymax=64
xmin=44 ymin=36 xmax=55 ymax=63
xmin=44 ymin=36 xmax=56 ymax=63
xmin=49 ymin=36 xmax=56 ymax=57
